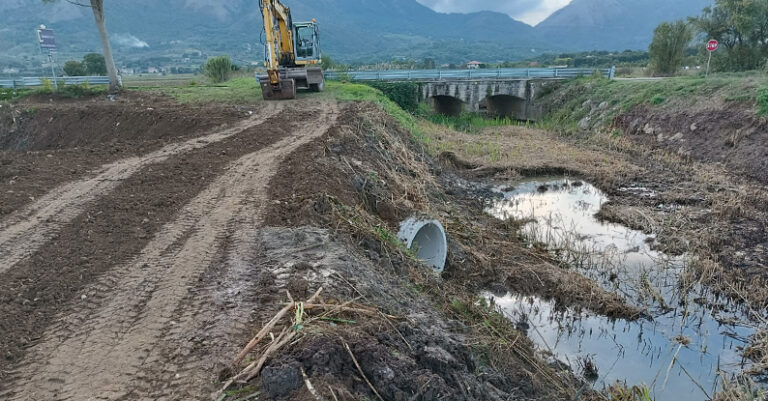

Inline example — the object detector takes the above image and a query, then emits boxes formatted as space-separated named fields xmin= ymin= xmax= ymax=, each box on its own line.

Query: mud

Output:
xmin=617 ymin=105 xmax=768 ymax=185
xmin=0 ymin=97 xmax=254 ymax=217
xmin=1 ymin=95 xmax=594 ymax=401
xmin=5 ymin=87 xmax=761 ymax=400
xmin=250 ymin=226 xmax=550 ymax=401
xmin=0 ymin=100 xmax=337 ymax=397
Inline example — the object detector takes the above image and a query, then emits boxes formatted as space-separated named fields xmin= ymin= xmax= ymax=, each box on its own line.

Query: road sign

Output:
xmin=36 ymin=28 xmax=57 ymax=51
xmin=705 ymin=40 xmax=718 ymax=78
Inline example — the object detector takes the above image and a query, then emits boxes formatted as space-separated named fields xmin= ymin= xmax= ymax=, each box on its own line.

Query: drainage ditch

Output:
xmin=484 ymin=177 xmax=760 ymax=399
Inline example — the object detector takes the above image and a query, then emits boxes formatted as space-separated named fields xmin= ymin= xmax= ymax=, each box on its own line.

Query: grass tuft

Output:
xmin=757 ymin=88 xmax=768 ymax=116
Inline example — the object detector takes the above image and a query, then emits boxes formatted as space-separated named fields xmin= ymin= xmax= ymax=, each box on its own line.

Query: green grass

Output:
xmin=144 ymin=76 xmax=263 ymax=105
xmin=322 ymin=81 xmax=426 ymax=142
xmin=1 ymin=83 xmax=107 ymax=102
xmin=757 ymin=88 xmax=768 ymax=116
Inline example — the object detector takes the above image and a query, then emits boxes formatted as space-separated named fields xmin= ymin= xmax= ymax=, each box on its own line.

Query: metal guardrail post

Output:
xmin=610 ymin=66 xmax=616 ymax=80
xmin=554 ymin=69 xmax=558 ymax=78
xmin=468 ymin=70 xmax=472 ymax=79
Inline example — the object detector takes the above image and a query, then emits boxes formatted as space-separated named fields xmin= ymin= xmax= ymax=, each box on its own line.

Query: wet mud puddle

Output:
xmin=485 ymin=178 xmax=758 ymax=400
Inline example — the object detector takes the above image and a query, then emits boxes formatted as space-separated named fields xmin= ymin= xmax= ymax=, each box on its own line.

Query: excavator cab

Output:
xmin=294 ymin=22 xmax=320 ymax=60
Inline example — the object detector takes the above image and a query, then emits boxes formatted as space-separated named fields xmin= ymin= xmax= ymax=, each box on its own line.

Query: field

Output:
xmin=0 ymin=75 xmax=766 ymax=400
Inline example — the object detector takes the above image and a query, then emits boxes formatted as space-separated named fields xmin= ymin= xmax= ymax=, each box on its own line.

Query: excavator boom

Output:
xmin=258 ymin=0 xmax=324 ymax=100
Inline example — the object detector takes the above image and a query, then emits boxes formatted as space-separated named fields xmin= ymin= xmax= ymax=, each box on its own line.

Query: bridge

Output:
xmin=326 ymin=67 xmax=615 ymax=120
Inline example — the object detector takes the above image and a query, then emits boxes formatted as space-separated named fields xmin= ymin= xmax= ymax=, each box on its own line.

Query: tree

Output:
xmin=83 ymin=53 xmax=107 ymax=75
xmin=203 ymin=56 xmax=233 ymax=83
xmin=42 ymin=0 xmax=121 ymax=92
xmin=690 ymin=0 xmax=768 ymax=71
xmin=63 ymin=60 xmax=87 ymax=76
xmin=649 ymin=20 xmax=693 ymax=76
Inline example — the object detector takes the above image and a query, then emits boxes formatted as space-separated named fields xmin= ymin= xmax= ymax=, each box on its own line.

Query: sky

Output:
xmin=415 ymin=0 xmax=573 ymax=26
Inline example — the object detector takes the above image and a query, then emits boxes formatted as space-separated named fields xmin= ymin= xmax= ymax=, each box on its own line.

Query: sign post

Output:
xmin=706 ymin=39 xmax=718 ymax=78
xmin=36 ymin=25 xmax=58 ymax=90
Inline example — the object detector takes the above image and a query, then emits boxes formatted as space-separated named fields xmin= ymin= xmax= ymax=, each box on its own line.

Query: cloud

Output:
xmin=416 ymin=0 xmax=572 ymax=25
xmin=112 ymin=33 xmax=149 ymax=48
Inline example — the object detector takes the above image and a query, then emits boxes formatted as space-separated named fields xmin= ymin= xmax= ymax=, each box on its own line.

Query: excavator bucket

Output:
xmin=260 ymin=77 xmax=296 ymax=100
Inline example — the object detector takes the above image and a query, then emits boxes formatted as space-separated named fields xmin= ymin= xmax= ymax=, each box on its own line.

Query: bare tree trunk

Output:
xmin=90 ymin=0 xmax=120 ymax=92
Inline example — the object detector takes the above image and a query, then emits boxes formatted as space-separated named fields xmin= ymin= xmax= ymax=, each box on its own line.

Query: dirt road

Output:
xmin=0 ymin=100 xmax=339 ymax=400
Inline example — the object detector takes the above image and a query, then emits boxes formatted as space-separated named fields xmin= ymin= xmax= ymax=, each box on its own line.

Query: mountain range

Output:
xmin=0 ymin=0 xmax=710 ymax=71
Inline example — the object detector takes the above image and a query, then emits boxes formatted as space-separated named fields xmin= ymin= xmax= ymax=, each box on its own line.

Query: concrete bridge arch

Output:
xmin=421 ymin=79 xmax=544 ymax=121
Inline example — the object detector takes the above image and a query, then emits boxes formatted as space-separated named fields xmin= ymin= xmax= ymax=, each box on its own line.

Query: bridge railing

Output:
xmin=326 ymin=67 xmax=615 ymax=81
xmin=0 ymin=76 xmax=120 ymax=89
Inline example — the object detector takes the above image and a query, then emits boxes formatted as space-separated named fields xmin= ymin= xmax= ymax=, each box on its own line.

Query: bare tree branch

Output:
xmin=65 ymin=0 xmax=92 ymax=7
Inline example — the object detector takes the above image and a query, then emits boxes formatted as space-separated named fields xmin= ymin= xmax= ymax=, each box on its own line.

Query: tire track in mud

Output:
xmin=2 ymin=103 xmax=339 ymax=400
xmin=0 ymin=104 xmax=294 ymax=375
xmin=0 ymin=103 xmax=279 ymax=273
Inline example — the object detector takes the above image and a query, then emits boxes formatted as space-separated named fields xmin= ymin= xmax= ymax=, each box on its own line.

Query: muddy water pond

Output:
xmin=485 ymin=178 xmax=758 ymax=400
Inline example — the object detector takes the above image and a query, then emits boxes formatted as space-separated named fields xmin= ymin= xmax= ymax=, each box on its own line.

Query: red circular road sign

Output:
xmin=707 ymin=40 xmax=719 ymax=52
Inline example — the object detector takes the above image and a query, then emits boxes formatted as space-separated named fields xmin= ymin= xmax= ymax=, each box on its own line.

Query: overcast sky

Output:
xmin=415 ymin=0 xmax=573 ymax=25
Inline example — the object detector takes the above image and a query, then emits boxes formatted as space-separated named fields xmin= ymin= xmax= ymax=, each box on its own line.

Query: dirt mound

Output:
xmin=0 ymin=98 xmax=262 ymax=217
xmin=0 ymin=100 xmax=247 ymax=151
xmin=617 ymin=105 xmax=768 ymax=185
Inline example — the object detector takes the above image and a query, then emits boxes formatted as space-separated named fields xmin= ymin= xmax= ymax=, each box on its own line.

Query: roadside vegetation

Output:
xmin=203 ymin=55 xmax=235 ymax=83
xmin=648 ymin=20 xmax=693 ymax=76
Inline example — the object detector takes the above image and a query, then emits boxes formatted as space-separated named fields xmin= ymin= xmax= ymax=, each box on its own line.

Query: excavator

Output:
xmin=258 ymin=0 xmax=324 ymax=100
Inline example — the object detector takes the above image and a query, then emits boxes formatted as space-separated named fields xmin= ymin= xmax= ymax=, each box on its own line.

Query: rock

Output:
xmin=643 ymin=123 xmax=655 ymax=135
xmin=671 ymin=132 xmax=684 ymax=141
xmin=578 ymin=116 xmax=591 ymax=130
xmin=419 ymin=346 xmax=461 ymax=374
xmin=677 ymin=147 xmax=691 ymax=157
xmin=656 ymin=133 xmax=665 ymax=142
xmin=690 ymin=123 xmax=698 ymax=132
xmin=582 ymin=99 xmax=592 ymax=108
xmin=598 ymin=101 xmax=609 ymax=109
xmin=262 ymin=364 xmax=302 ymax=399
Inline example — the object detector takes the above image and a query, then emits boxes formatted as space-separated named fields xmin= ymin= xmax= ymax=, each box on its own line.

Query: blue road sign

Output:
xmin=37 ymin=28 xmax=56 ymax=51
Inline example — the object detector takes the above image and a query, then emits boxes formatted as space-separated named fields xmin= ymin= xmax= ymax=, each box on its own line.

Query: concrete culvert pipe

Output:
xmin=397 ymin=217 xmax=448 ymax=273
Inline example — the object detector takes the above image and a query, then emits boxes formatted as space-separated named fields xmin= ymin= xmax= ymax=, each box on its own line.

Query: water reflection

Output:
xmin=485 ymin=178 xmax=757 ymax=400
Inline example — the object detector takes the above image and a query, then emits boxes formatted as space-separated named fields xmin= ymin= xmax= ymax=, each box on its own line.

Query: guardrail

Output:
xmin=0 ymin=76 xmax=121 ymax=89
xmin=325 ymin=67 xmax=615 ymax=81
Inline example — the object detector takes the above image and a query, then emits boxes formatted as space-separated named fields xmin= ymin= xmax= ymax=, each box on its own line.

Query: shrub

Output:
xmin=649 ymin=20 xmax=692 ymax=76
xmin=366 ymin=82 xmax=419 ymax=112
xmin=83 ymin=53 xmax=107 ymax=76
xmin=204 ymin=56 xmax=234 ymax=84
xmin=63 ymin=61 xmax=87 ymax=76
xmin=58 ymin=82 xmax=106 ymax=98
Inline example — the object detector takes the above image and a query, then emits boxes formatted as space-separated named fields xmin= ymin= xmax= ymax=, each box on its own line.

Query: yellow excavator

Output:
xmin=258 ymin=0 xmax=324 ymax=100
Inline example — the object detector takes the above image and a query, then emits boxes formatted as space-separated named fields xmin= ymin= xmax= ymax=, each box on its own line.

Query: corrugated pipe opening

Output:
xmin=397 ymin=217 xmax=447 ymax=273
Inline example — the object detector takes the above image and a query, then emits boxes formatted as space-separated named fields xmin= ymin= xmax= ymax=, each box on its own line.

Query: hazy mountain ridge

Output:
xmin=536 ymin=0 xmax=709 ymax=50
xmin=0 ymin=0 xmax=712 ymax=72
xmin=0 ymin=0 xmax=547 ymax=68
